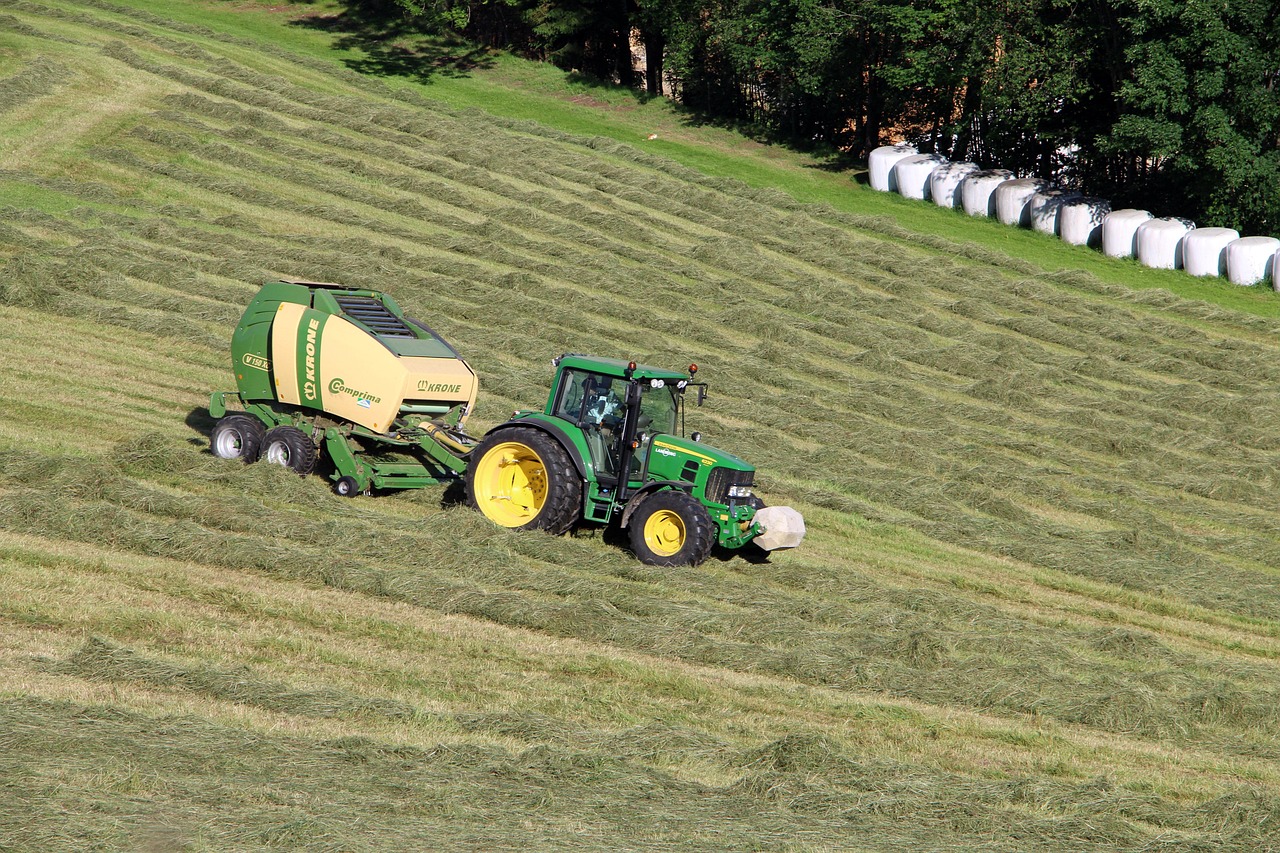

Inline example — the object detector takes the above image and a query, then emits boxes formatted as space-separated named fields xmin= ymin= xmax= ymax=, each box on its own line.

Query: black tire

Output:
xmin=465 ymin=426 xmax=581 ymax=535
xmin=335 ymin=476 xmax=362 ymax=497
xmin=628 ymin=490 xmax=715 ymax=567
xmin=210 ymin=414 xmax=265 ymax=463
xmin=261 ymin=426 xmax=317 ymax=476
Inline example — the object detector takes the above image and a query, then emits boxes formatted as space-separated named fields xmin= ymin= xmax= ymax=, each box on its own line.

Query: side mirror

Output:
xmin=696 ymin=386 xmax=707 ymax=407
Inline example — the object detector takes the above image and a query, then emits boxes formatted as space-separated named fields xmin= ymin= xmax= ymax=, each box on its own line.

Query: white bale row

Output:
xmin=1136 ymin=218 xmax=1195 ymax=270
xmin=1182 ymin=228 xmax=1239 ymax=277
xmin=995 ymin=178 xmax=1045 ymax=227
xmin=931 ymin=161 xmax=980 ymax=208
xmin=875 ymin=144 xmax=1280 ymax=289
xmin=1030 ymin=189 xmax=1082 ymax=236
xmin=1060 ymin=198 xmax=1110 ymax=247
xmin=1102 ymin=209 xmax=1152 ymax=258
xmin=1225 ymin=236 xmax=1280 ymax=286
xmin=869 ymin=144 xmax=918 ymax=192
xmin=892 ymin=153 xmax=948 ymax=200
xmin=960 ymin=170 xmax=1015 ymax=217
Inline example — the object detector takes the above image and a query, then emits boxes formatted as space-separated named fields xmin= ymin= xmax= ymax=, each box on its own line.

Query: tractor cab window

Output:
xmin=553 ymin=369 xmax=627 ymax=478
xmin=553 ymin=370 xmax=624 ymax=427
xmin=636 ymin=382 xmax=678 ymax=437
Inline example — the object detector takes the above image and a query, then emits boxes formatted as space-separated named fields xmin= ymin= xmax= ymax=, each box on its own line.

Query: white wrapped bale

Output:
xmin=893 ymin=153 xmax=948 ymax=201
xmin=930 ymin=161 xmax=980 ymax=209
xmin=1030 ymin=189 xmax=1082 ymax=236
xmin=995 ymin=178 xmax=1047 ymax=227
xmin=1060 ymin=198 xmax=1111 ymax=247
xmin=1136 ymin=217 xmax=1195 ymax=270
xmin=1226 ymin=236 xmax=1280 ymax=285
xmin=752 ymin=506 xmax=806 ymax=552
xmin=1102 ymin=209 xmax=1153 ymax=258
xmin=959 ymin=169 xmax=1015 ymax=217
xmin=868 ymin=144 xmax=918 ymax=192
xmin=1182 ymin=227 xmax=1240 ymax=277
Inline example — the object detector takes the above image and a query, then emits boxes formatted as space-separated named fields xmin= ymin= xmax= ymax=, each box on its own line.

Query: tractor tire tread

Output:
xmin=628 ymin=490 xmax=715 ymax=567
xmin=466 ymin=426 xmax=581 ymax=535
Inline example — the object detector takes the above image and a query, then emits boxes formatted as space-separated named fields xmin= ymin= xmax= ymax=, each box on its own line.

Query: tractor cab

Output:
xmin=546 ymin=355 xmax=695 ymax=490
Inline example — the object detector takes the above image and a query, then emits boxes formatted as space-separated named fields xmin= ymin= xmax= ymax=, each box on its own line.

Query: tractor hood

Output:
xmin=645 ymin=433 xmax=753 ymax=498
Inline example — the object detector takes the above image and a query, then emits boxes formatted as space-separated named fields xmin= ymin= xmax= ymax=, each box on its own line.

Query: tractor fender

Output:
xmin=619 ymin=481 xmax=693 ymax=528
xmin=486 ymin=418 xmax=590 ymax=481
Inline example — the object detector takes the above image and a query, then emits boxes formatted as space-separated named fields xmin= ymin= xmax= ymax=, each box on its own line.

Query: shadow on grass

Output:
xmin=287 ymin=2 xmax=496 ymax=83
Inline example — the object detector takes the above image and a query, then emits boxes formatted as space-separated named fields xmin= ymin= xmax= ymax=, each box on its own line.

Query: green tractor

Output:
xmin=209 ymin=279 xmax=804 ymax=566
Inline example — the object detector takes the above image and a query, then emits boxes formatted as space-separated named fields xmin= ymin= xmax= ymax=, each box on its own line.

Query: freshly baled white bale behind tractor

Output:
xmin=1182 ymin=228 xmax=1240 ymax=277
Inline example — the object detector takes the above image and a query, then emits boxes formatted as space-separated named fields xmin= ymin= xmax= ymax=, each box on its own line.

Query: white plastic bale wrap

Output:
xmin=959 ymin=169 xmax=1015 ymax=217
xmin=868 ymin=144 xmax=918 ymax=192
xmin=1182 ymin=227 xmax=1240 ymax=277
xmin=1059 ymin=198 xmax=1111 ymax=247
xmin=1029 ymin=189 xmax=1082 ymax=235
xmin=994 ymin=178 xmax=1047 ymax=227
xmin=930 ymin=161 xmax=980 ymax=208
xmin=1226 ymin=236 xmax=1280 ymax=286
xmin=1101 ymin=209 xmax=1153 ymax=258
xmin=1136 ymin=218 xmax=1195 ymax=270
xmin=892 ymin=153 xmax=948 ymax=201
xmin=752 ymin=506 xmax=806 ymax=552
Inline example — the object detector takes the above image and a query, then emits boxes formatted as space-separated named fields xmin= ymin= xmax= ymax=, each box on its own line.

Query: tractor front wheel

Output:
xmin=262 ymin=426 xmax=317 ymax=476
xmin=466 ymin=427 xmax=581 ymax=535
xmin=628 ymin=490 xmax=714 ymax=567
xmin=211 ymin=414 xmax=265 ymax=463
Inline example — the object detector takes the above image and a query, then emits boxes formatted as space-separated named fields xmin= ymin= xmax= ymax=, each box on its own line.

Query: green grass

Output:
xmin=5 ymin=0 xmax=1280 ymax=849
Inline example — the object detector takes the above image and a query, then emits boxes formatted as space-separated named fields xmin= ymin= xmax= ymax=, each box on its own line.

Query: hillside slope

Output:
xmin=4 ymin=1 xmax=1280 ymax=849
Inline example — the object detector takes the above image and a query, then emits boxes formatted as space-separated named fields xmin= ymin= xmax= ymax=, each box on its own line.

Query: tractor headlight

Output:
xmin=728 ymin=485 xmax=753 ymax=499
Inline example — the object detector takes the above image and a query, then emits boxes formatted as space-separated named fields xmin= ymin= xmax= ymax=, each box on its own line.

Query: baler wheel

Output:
xmin=628 ymin=490 xmax=714 ymax=567
xmin=262 ymin=426 xmax=317 ymax=476
xmin=335 ymin=476 xmax=362 ymax=497
xmin=211 ymin=414 xmax=265 ymax=463
xmin=466 ymin=427 xmax=580 ymax=535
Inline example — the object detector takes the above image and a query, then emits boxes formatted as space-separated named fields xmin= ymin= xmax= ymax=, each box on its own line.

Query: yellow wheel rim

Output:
xmin=643 ymin=509 xmax=686 ymax=557
xmin=472 ymin=441 xmax=548 ymax=527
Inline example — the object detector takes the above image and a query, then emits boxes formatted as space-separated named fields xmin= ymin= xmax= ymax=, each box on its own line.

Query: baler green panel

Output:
xmin=230 ymin=282 xmax=312 ymax=403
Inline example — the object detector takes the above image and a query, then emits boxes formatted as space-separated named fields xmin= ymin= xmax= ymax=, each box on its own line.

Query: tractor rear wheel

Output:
xmin=466 ymin=427 xmax=581 ymax=535
xmin=211 ymin=414 xmax=265 ymax=463
xmin=628 ymin=490 xmax=714 ymax=567
xmin=262 ymin=426 xmax=317 ymax=476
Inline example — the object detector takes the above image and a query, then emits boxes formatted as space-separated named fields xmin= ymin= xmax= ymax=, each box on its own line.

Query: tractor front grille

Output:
xmin=705 ymin=466 xmax=754 ymax=503
xmin=335 ymin=295 xmax=415 ymax=338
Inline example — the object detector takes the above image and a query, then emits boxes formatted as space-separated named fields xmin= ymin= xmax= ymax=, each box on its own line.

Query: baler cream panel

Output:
xmin=399 ymin=357 xmax=478 ymax=414
xmin=270 ymin=302 xmax=305 ymax=407
xmin=316 ymin=316 xmax=408 ymax=431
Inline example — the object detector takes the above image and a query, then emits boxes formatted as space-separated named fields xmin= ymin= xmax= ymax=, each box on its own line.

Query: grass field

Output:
xmin=5 ymin=1 xmax=1280 ymax=849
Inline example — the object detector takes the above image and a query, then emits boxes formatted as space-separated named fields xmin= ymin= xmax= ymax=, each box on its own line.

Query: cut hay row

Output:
xmin=4 ymin=438 xmax=1280 ymax=761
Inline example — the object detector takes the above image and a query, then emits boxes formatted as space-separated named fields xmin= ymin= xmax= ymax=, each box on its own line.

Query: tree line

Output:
xmin=367 ymin=0 xmax=1280 ymax=235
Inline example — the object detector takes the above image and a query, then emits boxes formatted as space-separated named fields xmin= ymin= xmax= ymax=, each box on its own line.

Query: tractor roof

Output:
xmin=556 ymin=354 xmax=693 ymax=382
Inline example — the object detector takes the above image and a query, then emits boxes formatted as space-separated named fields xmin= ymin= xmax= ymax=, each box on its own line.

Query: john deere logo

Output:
xmin=329 ymin=377 xmax=381 ymax=405
xmin=417 ymin=380 xmax=463 ymax=394
xmin=241 ymin=353 xmax=270 ymax=372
